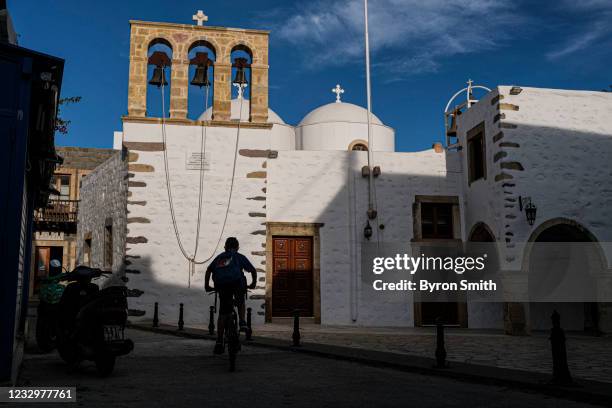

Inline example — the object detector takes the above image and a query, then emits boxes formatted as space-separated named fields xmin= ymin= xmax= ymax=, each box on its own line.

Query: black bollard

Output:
xmin=178 ymin=303 xmax=184 ymax=331
xmin=435 ymin=317 xmax=447 ymax=368
xmin=208 ymin=305 xmax=215 ymax=335
xmin=246 ymin=307 xmax=253 ymax=341
xmin=550 ymin=310 xmax=572 ymax=385
xmin=152 ymin=302 xmax=159 ymax=328
xmin=292 ymin=309 xmax=301 ymax=347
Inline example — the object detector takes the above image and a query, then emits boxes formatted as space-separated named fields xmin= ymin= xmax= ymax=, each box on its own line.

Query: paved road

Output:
xmin=16 ymin=329 xmax=600 ymax=408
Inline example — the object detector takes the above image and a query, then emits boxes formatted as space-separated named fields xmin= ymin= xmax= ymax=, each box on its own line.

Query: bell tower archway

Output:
xmin=126 ymin=13 xmax=269 ymax=123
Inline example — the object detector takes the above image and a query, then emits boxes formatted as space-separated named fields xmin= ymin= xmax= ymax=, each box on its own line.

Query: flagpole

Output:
xmin=364 ymin=0 xmax=374 ymax=216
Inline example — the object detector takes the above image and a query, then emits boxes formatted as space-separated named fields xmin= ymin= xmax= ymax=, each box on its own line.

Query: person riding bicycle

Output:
xmin=205 ymin=237 xmax=257 ymax=354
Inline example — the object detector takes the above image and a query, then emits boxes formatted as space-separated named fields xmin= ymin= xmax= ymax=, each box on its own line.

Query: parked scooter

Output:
xmin=55 ymin=263 xmax=134 ymax=376
xmin=35 ymin=261 xmax=65 ymax=352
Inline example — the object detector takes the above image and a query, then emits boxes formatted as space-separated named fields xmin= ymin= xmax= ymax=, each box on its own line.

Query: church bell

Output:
xmin=149 ymin=66 xmax=168 ymax=87
xmin=147 ymin=51 xmax=172 ymax=88
xmin=191 ymin=65 xmax=210 ymax=87
xmin=232 ymin=57 xmax=249 ymax=86
xmin=190 ymin=52 xmax=212 ymax=87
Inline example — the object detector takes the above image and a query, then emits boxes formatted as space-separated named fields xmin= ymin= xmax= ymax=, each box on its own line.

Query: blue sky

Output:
xmin=9 ymin=0 xmax=612 ymax=152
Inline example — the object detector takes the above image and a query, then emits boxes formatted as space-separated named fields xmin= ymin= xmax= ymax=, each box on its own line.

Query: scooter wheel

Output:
xmin=95 ymin=354 xmax=116 ymax=377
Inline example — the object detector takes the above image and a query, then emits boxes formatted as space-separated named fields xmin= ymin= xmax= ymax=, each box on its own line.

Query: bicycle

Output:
xmin=209 ymin=289 xmax=251 ymax=372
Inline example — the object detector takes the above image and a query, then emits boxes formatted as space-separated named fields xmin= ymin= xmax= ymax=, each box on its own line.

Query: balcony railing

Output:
xmin=34 ymin=199 xmax=79 ymax=232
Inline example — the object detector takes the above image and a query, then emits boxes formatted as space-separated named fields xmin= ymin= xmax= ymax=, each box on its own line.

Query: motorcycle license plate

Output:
xmin=104 ymin=325 xmax=123 ymax=341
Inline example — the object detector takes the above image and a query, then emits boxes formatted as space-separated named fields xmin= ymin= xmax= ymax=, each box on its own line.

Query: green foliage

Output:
xmin=55 ymin=96 xmax=82 ymax=135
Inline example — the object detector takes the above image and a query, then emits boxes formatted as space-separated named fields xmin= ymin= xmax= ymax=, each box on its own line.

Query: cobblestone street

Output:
xmin=15 ymin=329 xmax=603 ymax=407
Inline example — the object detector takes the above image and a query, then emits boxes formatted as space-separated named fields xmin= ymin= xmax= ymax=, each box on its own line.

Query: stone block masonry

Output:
xmin=127 ymin=20 xmax=269 ymax=123
xmin=77 ymin=149 xmax=129 ymax=282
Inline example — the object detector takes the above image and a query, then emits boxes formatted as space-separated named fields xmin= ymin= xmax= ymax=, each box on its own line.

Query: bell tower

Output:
xmin=125 ymin=11 xmax=269 ymax=123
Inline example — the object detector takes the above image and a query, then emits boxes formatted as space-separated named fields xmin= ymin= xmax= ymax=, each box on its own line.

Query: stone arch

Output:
xmin=145 ymin=37 xmax=175 ymax=118
xmin=187 ymin=38 xmax=219 ymax=59
xmin=468 ymin=222 xmax=496 ymax=242
xmin=186 ymin=39 xmax=218 ymax=120
xmin=223 ymin=40 xmax=259 ymax=64
xmin=466 ymin=221 xmax=503 ymax=331
xmin=522 ymin=217 xmax=606 ymax=332
xmin=522 ymin=217 xmax=605 ymax=272
xmin=348 ymin=139 xmax=368 ymax=151
xmin=146 ymin=36 xmax=177 ymax=56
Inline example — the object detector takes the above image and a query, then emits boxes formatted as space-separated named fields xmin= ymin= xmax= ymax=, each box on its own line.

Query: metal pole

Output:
xmin=152 ymin=302 xmax=159 ymax=328
xmin=292 ymin=309 xmax=301 ymax=347
xmin=550 ymin=310 xmax=572 ymax=384
xmin=178 ymin=303 xmax=184 ymax=331
xmin=364 ymin=0 xmax=375 ymax=216
xmin=208 ymin=306 xmax=215 ymax=335
xmin=246 ymin=307 xmax=252 ymax=341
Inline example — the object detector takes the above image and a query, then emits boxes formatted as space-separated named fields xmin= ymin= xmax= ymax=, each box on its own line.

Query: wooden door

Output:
xmin=272 ymin=237 xmax=313 ymax=317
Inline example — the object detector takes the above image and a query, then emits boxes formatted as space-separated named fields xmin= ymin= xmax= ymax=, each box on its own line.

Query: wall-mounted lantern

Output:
xmin=519 ymin=196 xmax=537 ymax=226
xmin=364 ymin=221 xmax=373 ymax=240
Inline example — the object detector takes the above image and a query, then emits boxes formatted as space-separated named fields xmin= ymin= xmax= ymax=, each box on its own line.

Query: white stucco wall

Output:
xmin=122 ymin=121 xmax=276 ymax=325
xmin=267 ymin=149 xmax=462 ymax=326
xmin=457 ymin=86 xmax=612 ymax=330
xmin=458 ymin=87 xmax=612 ymax=268
xmin=116 ymin=85 xmax=612 ymax=331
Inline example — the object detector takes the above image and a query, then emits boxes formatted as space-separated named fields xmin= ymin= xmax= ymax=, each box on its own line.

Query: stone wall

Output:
xmin=127 ymin=20 xmax=269 ymax=123
xmin=77 ymin=150 xmax=128 ymax=283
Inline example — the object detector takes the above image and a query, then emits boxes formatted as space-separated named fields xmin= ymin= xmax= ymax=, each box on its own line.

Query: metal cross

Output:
xmin=332 ymin=84 xmax=345 ymax=103
xmin=192 ymin=10 xmax=208 ymax=26
xmin=234 ymin=83 xmax=247 ymax=100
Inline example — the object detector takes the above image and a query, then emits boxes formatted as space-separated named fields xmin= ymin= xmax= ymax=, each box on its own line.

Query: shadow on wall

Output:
xmin=464 ymin=121 xmax=612 ymax=332
xmin=121 ymin=122 xmax=612 ymax=331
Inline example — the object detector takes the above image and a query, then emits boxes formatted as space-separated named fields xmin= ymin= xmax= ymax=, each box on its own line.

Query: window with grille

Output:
xmin=467 ymin=122 xmax=486 ymax=184
xmin=421 ymin=202 xmax=454 ymax=239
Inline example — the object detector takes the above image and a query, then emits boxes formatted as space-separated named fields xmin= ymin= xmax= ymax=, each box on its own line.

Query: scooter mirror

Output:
xmin=50 ymin=259 xmax=61 ymax=268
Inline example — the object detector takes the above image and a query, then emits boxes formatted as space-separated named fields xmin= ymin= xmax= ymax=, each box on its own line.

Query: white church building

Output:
xmin=76 ymin=14 xmax=612 ymax=334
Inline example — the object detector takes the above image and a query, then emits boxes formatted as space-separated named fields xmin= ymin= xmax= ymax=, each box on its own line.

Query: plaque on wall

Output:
xmin=185 ymin=152 xmax=211 ymax=171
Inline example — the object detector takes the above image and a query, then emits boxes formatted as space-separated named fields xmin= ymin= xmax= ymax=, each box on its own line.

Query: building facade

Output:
xmin=0 ymin=36 xmax=63 ymax=382
xmin=78 ymin=14 xmax=612 ymax=334
xmin=30 ymin=147 xmax=116 ymax=297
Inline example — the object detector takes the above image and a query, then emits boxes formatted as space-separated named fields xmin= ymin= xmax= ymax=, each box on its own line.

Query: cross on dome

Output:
xmin=332 ymin=84 xmax=344 ymax=103
xmin=192 ymin=10 xmax=208 ymax=26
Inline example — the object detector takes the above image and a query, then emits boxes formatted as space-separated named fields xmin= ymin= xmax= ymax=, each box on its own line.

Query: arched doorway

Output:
xmin=467 ymin=223 xmax=504 ymax=329
xmin=525 ymin=219 xmax=602 ymax=332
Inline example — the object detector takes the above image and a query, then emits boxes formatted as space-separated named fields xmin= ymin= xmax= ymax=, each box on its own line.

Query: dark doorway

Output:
xmin=33 ymin=246 xmax=63 ymax=294
xmin=528 ymin=222 xmax=601 ymax=332
xmin=272 ymin=237 xmax=313 ymax=317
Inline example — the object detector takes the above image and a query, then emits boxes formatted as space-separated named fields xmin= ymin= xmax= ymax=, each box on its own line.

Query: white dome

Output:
xmin=298 ymin=102 xmax=384 ymax=127
xmin=199 ymin=98 xmax=285 ymax=125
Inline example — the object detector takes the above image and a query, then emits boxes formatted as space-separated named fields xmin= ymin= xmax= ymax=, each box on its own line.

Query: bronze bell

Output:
xmin=190 ymin=52 xmax=212 ymax=87
xmin=149 ymin=66 xmax=168 ymax=87
xmin=232 ymin=57 xmax=249 ymax=85
xmin=148 ymin=51 xmax=172 ymax=88
xmin=191 ymin=65 xmax=210 ymax=87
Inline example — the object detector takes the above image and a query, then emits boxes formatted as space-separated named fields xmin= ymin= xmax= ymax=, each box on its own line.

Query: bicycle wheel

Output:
xmin=226 ymin=312 xmax=238 ymax=372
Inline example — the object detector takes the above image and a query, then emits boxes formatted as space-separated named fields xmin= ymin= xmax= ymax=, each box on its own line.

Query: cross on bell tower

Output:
xmin=192 ymin=10 xmax=208 ymax=26
xmin=332 ymin=84 xmax=344 ymax=103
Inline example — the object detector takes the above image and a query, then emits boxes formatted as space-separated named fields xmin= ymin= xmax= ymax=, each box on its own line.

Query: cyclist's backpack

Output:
xmin=211 ymin=252 xmax=243 ymax=286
